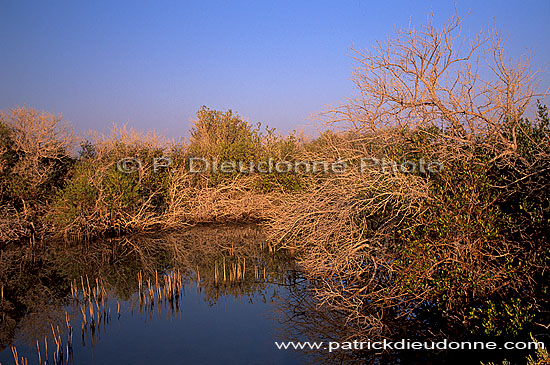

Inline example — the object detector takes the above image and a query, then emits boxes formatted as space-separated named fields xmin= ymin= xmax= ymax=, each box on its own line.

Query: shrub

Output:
xmin=48 ymin=125 xmax=173 ymax=239
xmin=268 ymin=11 xmax=549 ymax=342
xmin=0 ymin=107 xmax=75 ymax=243
xmin=188 ymin=106 xmax=262 ymax=161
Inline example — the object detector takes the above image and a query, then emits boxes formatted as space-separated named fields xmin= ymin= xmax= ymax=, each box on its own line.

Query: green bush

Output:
xmin=49 ymin=160 xmax=98 ymax=228
xmin=189 ymin=106 xmax=262 ymax=161
xmin=468 ymin=298 xmax=535 ymax=336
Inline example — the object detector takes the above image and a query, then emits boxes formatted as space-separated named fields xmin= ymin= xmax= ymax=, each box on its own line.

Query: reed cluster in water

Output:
xmin=10 ymin=311 xmax=74 ymax=365
xmin=137 ymin=270 xmax=183 ymax=312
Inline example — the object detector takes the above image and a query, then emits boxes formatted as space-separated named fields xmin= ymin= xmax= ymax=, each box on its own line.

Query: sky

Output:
xmin=1 ymin=0 xmax=549 ymax=139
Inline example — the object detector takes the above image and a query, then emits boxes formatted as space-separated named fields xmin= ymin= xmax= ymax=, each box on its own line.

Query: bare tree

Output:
xmin=0 ymin=107 xmax=76 ymax=242
xmin=329 ymin=11 xmax=541 ymax=152
xmin=0 ymin=106 xmax=76 ymax=203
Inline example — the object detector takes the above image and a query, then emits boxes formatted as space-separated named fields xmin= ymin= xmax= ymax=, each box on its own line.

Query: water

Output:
xmin=0 ymin=225 xmax=304 ymax=364
xmin=1 ymin=225 xmax=543 ymax=364
xmin=24 ymin=283 xmax=297 ymax=364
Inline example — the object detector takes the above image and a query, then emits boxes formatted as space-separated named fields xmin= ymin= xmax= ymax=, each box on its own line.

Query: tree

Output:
xmin=329 ymin=11 xmax=540 ymax=157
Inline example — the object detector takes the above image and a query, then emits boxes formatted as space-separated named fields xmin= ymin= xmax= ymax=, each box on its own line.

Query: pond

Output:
xmin=0 ymin=225 xmax=311 ymax=364
xmin=0 ymin=225 xmax=543 ymax=364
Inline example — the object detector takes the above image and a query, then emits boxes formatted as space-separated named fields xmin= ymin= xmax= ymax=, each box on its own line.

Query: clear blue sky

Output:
xmin=1 ymin=0 xmax=549 ymax=138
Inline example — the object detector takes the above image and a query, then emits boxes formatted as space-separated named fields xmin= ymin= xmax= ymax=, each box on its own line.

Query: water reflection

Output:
xmin=1 ymin=225 xmax=535 ymax=364
xmin=0 ymin=224 xmax=301 ymax=364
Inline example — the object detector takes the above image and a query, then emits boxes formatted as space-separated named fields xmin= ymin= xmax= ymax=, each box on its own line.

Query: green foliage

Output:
xmin=263 ymin=130 xmax=300 ymax=160
xmin=49 ymin=160 xmax=99 ymax=227
xmin=494 ymin=102 xmax=550 ymax=237
xmin=391 ymin=150 xmax=545 ymax=336
xmin=78 ymin=139 xmax=97 ymax=159
xmin=254 ymin=173 xmax=305 ymax=193
xmin=468 ymin=298 xmax=535 ymax=336
xmin=103 ymin=167 xmax=142 ymax=212
xmin=189 ymin=106 xmax=262 ymax=161
xmin=0 ymin=108 xmax=76 ymax=243
xmin=0 ymin=121 xmax=18 ymax=174
xmin=188 ymin=106 xmax=303 ymax=190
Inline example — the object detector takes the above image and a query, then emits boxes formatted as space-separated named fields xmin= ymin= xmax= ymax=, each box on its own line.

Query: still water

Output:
xmin=1 ymin=225 xmax=540 ymax=365
xmin=0 ymin=225 xmax=307 ymax=364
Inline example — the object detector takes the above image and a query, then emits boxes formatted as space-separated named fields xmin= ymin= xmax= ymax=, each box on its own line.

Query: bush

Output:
xmin=189 ymin=106 xmax=262 ymax=161
xmin=0 ymin=107 xmax=75 ymax=243
xmin=268 ymin=11 xmax=549 ymax=343
xmin=48 ymin=125 xmax=172 ymax=238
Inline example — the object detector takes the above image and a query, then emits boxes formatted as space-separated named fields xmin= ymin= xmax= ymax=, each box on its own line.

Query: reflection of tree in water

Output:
xmin=0 ymin=245 xmax=73 ymax=352
xmin=272 ymin=278 xmax=445 ymax=364
xmin=2 ymin=225 xmax=538 ymax=364
xmin=0 ymin=224 xmax=294 ymax=357
xmin=270 ymin=277 xmax=544 ymax=365
xmin=165 ymin=224 xmax=293 ymax=305
xmin=271 ymin=276 xmax=374 ymax=364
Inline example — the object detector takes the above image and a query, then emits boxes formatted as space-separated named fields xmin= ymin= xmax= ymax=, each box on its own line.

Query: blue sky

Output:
xmin=1 ymin=0 xmax=549 ymax=138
